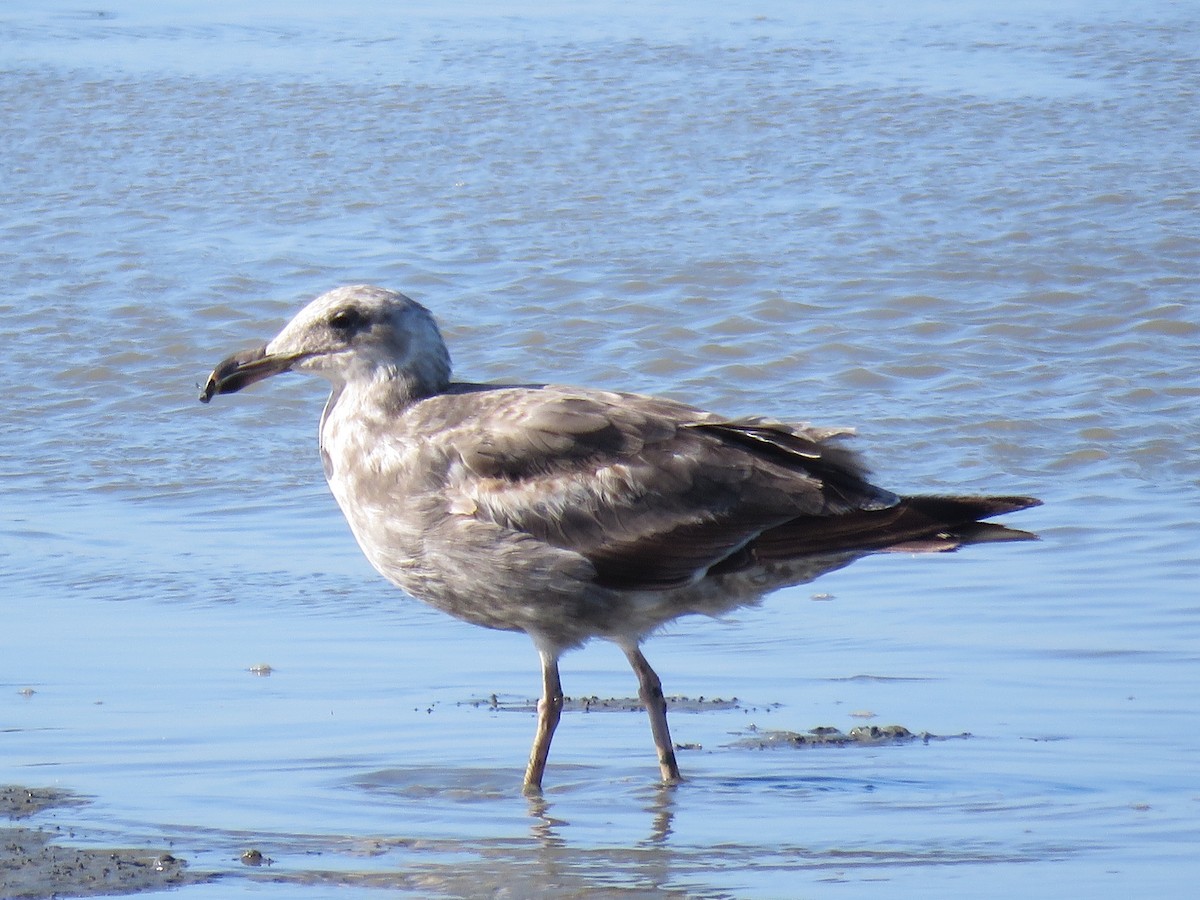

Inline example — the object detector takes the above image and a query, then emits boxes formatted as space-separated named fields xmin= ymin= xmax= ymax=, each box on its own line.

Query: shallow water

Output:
xmin=3 ymin=0 xmax=1199 ymax=897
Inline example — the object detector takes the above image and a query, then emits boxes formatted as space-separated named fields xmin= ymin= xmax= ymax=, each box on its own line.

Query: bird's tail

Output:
xmin=752 ymin=494 xmax=1042 ymax=558
xmin=877 ymin=494 xmax=1042 ymax=552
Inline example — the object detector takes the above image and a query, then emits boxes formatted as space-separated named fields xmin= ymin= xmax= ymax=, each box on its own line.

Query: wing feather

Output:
xmin=430 ymin=387 xmax=890 ymax=590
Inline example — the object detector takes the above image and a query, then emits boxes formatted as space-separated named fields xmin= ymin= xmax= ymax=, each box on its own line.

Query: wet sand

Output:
xmin=462 ymin=693 xmax=747 ymax=714
xmin=0 ymin=786 xmax=203 ymax=898
xmin=728 ymin=723 xmax=970 ymax=749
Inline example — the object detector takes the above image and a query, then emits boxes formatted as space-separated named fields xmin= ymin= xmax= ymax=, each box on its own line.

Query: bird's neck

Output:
xmin=317 ymin=375 xmax=409 ymax=470
xmin=351 ymin=355 xmax=450 ymax=406
xmin=336 ymin=371 xmax=436 ymax=427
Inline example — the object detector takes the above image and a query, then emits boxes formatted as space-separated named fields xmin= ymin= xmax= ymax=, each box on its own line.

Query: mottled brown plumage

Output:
xmin=201 ymin=285 xmax=1040 ymax=791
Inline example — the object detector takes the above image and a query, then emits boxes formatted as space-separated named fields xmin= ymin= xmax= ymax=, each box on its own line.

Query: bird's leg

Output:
xmin=623 ymin=645 xmax=682 ymax=784
xmin=523 ymin=649 xmax=563 ymax=794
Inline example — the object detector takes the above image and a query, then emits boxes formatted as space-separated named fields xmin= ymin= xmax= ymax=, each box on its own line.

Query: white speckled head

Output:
xmin=268 ymin=285 xmax=451 ymax=394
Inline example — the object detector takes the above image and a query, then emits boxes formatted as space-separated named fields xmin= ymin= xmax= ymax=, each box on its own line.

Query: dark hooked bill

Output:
xmin=198 ymin=345 xmax=281 ymax=403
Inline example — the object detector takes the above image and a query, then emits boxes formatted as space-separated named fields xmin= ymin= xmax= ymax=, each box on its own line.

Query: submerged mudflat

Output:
xmin=2 ymin=711 xmax=950 ymax=897
xmin=0 ymin=786 xmax=201 ymax=898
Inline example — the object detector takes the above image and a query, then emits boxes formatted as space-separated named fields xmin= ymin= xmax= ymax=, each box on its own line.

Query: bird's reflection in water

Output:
xmin=524 ymin=778 xmax=680 ymax=894
xmin=525 ymin=791 xmax=568 ymax=848
xmin=526 ymin=779 xmax=676 ymax=847
xmin=641 ymin=782 xmax=677 ymax=847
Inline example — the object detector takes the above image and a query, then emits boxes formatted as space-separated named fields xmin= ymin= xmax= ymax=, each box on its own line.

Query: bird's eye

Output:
xmin=329 ymin=308 xmax=364 ymax=332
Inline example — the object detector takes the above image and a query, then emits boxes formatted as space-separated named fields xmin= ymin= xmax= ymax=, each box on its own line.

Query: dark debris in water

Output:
xmin=240 ymin=848 xmax=273 ymax=867
xmin=461 ymin=694 xmax=759 ymax=713
xmin=728 ymin=724 xmax=972 ymax=749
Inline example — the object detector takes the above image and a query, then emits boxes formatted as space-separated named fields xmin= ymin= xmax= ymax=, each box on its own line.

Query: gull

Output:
xmin=200 ymin=284 xmax=1039 ymax=792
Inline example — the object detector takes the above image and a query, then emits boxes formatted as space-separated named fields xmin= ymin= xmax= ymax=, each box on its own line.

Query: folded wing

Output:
xmin=437 ymin=387 xmax=921 ymax=590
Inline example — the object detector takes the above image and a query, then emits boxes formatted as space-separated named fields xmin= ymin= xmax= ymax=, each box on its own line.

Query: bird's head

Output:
xmin=200 ymin=285 xmax=451 ymax=404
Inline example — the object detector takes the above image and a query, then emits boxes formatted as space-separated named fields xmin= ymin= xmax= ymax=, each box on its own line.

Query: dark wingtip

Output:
xmin=894 ymin=494 xmax=1043 ymax=549
xmin=984 ymin=495 xmax=1043 ymax=515
xmin=911 ymin=494 xmax=1042 ymax=520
